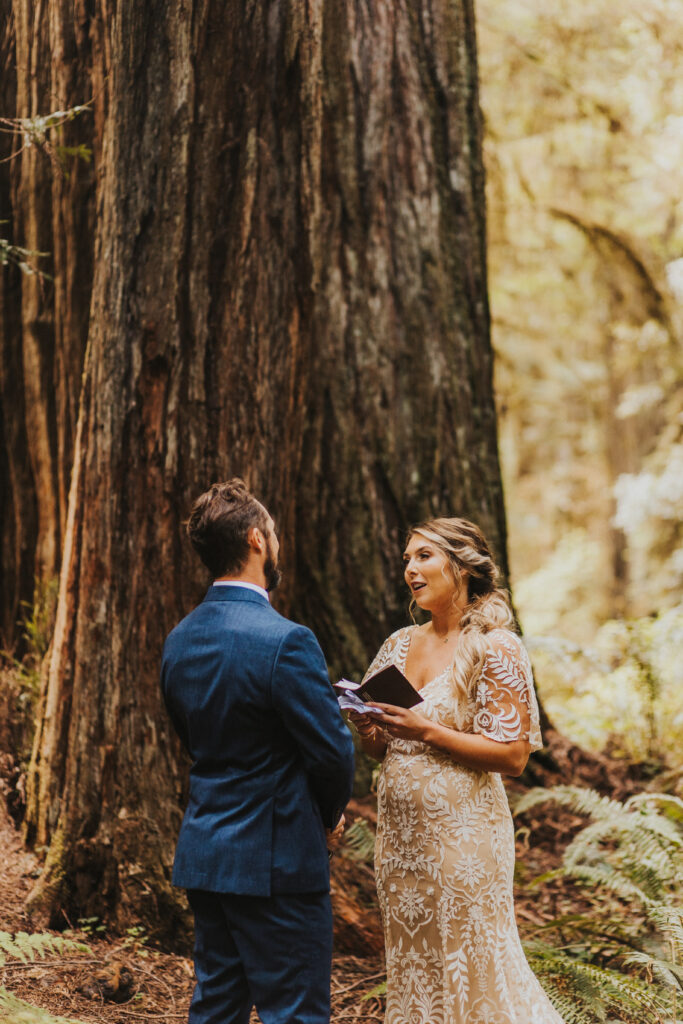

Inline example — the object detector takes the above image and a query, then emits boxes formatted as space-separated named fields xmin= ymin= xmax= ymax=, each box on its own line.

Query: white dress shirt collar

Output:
xmin=213 ymin=580 xmax=269 ymax=602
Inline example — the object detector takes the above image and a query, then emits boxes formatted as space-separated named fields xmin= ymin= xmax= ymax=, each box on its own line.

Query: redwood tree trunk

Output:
xmin=0 ymin=0 xmax=95 ymax=648
xmin=13 ymin=0 xmax=506 ymax=937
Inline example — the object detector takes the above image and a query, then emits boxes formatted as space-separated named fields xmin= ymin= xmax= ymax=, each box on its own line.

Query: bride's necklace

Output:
xmin=434 ymin=627 xmax=461 ymax=644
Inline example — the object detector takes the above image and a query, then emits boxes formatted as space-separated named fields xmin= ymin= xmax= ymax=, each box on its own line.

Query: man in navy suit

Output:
xmin=161 ymin=479 xmax=355 ymax=1024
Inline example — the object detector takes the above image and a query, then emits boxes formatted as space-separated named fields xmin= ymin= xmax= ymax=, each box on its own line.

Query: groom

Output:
xmin=161 ymin=479 xmax=355 ymax=1024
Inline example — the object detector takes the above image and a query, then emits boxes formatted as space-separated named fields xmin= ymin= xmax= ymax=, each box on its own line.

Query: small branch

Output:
xmin=0 ymin=958 xmax=104 ymax=970
xmin=333 ymin=969 xmax=386 ymax=997
xmin=106 ymin=1010 xmax=188 ymax=1021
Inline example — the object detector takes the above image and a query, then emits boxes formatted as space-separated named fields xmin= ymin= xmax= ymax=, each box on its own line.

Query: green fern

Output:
xmin=525 ymin=941 xmax=671 ymax=1023
xmin=0 ymin=932 xmax=90 ymax=1024
xmin=0 ymin=932 xmax=89 ymax=965
xmin=342 ymin=818 xmax=376 ymax=863
xmin=622 ymin=949 xmax=683 ymax=988
xmin=0 ymin=988 xmax=83 ymax=1024
xmin=516 ymin=785 xmax=683 ymax=1022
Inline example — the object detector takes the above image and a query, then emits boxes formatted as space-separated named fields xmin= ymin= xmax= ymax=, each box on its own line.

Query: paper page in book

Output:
xmin=336 ymin=686 xmax=385 ymax=715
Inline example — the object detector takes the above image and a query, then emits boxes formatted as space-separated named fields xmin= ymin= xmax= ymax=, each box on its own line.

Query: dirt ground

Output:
xmin=0 ymin=796 xmax=386 ymax=1023
xmin=0 ymin=782 xmax=600 ymax=1024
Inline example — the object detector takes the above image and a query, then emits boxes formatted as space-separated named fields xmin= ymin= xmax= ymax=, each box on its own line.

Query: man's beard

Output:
xmin=264 ymin=539 xmax=282 ymax=592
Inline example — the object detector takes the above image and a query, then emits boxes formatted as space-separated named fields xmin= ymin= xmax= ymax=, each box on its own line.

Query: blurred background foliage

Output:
xmin=478 ymin=0 xmax=683 ymax=763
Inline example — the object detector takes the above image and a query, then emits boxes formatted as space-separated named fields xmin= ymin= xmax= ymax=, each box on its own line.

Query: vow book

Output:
xmin=334 ymin=664 xmax=423 ymax=716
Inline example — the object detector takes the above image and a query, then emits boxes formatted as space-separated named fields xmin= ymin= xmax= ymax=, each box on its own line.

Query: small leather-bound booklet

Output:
xmin=334 ymin=665 xmax=423 ymax=716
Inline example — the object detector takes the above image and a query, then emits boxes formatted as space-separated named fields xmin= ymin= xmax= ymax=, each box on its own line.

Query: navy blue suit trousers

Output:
xmin=188 ymin=889 xmax=332 ymax=1024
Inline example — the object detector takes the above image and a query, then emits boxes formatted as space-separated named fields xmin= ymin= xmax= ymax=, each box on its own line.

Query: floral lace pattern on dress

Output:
xmin=473 ymin=631 xmax=543 ymax=750
xmin=364 ymin=626 xmax=563 ymax=1024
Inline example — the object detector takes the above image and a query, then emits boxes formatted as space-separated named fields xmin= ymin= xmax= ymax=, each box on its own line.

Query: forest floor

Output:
xmin=0 ymin=781 xmax=609 ymax=1024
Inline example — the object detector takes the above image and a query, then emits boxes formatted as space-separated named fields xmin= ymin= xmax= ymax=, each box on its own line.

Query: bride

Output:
xmin=350 ymin=517 xmax=564 ymax=1024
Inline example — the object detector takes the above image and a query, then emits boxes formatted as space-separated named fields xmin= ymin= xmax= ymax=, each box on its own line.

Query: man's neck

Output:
xmin=215 ymin=562 xmax=266 ymax=590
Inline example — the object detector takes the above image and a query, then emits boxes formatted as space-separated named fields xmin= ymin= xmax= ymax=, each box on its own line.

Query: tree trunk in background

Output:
xmin=550 ymin=210 xmax=672 ymax=619
xmin=9 ymin=0 xmax=506 ymax=937
xmin=297 ymin=2 xmax=504 ymax=670
xmin=0 ymin=0 xmax=95 ymax=648
xmin=0 ymin=4 xmax=35 ymax=645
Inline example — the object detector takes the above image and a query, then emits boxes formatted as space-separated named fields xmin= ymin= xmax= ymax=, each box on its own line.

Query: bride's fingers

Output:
xmin=367 ymin=702 xmax=400 ymax=717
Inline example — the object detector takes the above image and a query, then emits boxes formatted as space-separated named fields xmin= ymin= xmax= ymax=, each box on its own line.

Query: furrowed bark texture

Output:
xmin=12 ymin=0 xmax=507 ymax=936
xmin=0 ymin=0 xmax=96 ymax=647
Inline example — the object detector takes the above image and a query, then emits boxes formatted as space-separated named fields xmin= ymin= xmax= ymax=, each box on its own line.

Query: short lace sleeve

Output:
xmin=472 ymin=631 xmax=543 ymax=751
xmin=362 ymin=628 xmax=410 ymax=684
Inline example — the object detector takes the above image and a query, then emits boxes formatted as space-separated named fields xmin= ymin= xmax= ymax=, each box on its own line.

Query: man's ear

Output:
xmin=246 ymin=526 xmax=265 ymax=553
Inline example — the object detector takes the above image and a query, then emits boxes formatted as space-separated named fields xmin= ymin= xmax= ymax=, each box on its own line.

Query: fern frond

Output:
xmin=561 ymin=809 xmax=681 ymax=860
xmin=518 ymin=786 xmax=683 ymax=1023
xmin=0 ymin=987 xmax=83 ymax=1023
xmin=622 ymin=950 xmax=683 ymax=990
xmin=532 ymin=975 xmax=605 ymax=1024
xmin=342 ymin=818 xmax=376 ymax=864
xmin=646 ymin=904 xmax=683 ymax=958
xmin=626 ymin=792 xmax=683 ymax=823
xmin=563 ymin=860 xmax=652 ymax=904
xmin=0 ymin=932 xmax=89 ymax=966
xmin=517 ymin=786 xmax=683 ymax=850
xmin=620 ymin=858 xmax=672 ymax=901
xmin=529 ymin=911 xmax=642 ymax=947
xmin=514 ymin=785 xmax=625 ymax=821
xmin=525 ymin=942 xmax=668 ymax=1021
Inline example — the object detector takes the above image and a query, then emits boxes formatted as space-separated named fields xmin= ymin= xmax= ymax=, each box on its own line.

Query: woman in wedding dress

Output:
xmin=350 ymin=517 xmax=564 ymax=1024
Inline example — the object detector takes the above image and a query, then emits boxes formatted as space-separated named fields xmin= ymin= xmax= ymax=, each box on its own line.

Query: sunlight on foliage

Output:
xmin=1 ymin=578 xmax=59 ymax=701
xmin=478 ymin=0 xmax=683 ymax=641
xmin=0 ymin=105 xmax=92 ymax=173
xmin=0 ymin=234 xmax=51 ymax=279
xmin=527 ymin=606 xmax=683 ymax=762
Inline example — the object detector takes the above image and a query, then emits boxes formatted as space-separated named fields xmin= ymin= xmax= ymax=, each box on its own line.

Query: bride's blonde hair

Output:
xmin=407 ymin=517 xmax=514 ymax=700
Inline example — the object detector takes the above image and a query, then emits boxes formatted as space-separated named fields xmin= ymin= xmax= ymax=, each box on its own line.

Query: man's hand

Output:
xmin=326 ymin=814 xmax=345 ymax=854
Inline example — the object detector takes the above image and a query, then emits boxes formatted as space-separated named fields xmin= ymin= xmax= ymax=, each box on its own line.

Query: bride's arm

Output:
xmin=371 ymin=631 xmax=539 ymax=776
xmin=369 ymin=704 xmax=529 ymax=775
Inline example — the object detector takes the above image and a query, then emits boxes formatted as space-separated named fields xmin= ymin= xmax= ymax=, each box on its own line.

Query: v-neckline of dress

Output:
xmin=400 ymin=625 xmax=452 ymax=695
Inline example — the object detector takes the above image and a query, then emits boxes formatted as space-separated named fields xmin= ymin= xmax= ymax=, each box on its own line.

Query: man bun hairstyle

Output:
xmin=186 ymin=478 xmax=268 ymax=579
xmin=407 ymin=516 xmax=515 ymax=700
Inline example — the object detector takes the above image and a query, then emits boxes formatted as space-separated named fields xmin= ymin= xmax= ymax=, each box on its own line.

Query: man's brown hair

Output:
xmin=186 ymin=479 xmax=269 ymax=578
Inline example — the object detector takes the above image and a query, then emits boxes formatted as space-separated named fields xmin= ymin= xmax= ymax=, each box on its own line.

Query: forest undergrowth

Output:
xmin=2 ymin=590 xmax=681 ymax=1021
xmin=1 ymin=757 xmax=678 ymax=1024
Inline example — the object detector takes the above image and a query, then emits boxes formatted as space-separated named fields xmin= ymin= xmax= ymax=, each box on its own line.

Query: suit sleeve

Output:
xmin=271 ymin=625 xmax=355 ymax=829
xmin=160 ymin=647 xmax=190 ymax=753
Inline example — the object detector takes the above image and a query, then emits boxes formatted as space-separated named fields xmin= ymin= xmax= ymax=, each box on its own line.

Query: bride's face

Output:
xmin=403 ymin=534 xmax=463 ymax=612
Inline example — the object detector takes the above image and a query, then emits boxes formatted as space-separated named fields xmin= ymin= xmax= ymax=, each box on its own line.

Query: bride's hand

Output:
xmin=368 ymin=703 xmax=430 ymax=741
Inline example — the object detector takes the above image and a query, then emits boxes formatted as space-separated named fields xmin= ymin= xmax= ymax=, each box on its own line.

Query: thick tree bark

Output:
xmin=9 ymin=0 xmax=507 ymax=937
xmin=0 ymin=0 xmax=95 ymax=648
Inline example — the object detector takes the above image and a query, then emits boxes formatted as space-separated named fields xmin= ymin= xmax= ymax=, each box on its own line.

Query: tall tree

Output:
xmin=0 ymin=0 xmax=95 ymax=647
xmin=6 ymin=0 xmax=503 ymax=937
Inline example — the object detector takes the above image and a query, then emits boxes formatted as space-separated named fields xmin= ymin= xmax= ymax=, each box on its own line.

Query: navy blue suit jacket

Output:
xmin=161 ymin=585 xmax=355 ymax=896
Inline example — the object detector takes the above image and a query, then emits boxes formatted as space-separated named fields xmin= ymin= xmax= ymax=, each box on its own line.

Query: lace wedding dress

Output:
xmin=365 ymin=626 xmax=564 ymax=1024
